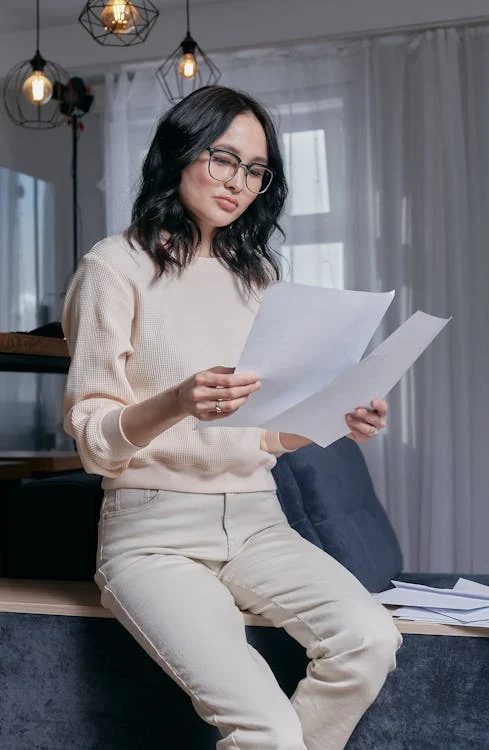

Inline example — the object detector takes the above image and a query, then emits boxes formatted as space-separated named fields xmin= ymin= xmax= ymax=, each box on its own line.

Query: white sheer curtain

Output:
xmin=104 ymin=28 xmax=489 ymax=573
xmin=104 ymin=69 xmax=170 ymax=235
xmin=348 ymin=28 xmax=489 ymax=574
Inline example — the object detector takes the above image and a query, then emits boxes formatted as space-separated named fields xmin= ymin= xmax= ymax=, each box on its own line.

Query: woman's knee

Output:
xmin=312 ymin=599 xmax=402 ymax=691
xmin=343 ymin=600 xmax=401 ymax=664
xmin=359 ymin=603 xmax=402 ymax=668
xmin=350 ymin=608 xmax=402 ymax=705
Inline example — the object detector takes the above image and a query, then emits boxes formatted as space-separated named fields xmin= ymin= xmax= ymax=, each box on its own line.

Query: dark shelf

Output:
xmin=0 ymin=333 xmax=70 ymax=374
xmin=0 ymin=353 xmax=70 ymax=374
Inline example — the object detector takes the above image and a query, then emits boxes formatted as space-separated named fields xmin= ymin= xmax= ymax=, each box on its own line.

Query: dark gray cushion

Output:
xmin=7 ymin=471 xmax=103 ymax=580
xmin=272 ymin=438 xmax=403 ymax=592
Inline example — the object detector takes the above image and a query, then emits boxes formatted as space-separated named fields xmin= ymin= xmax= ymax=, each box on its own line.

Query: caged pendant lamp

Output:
xmin=79 ymin=1 xmax=159 ymax=46
xmin=156 ymin=0 xmax=221 ymax=104
xmin=3 ymin=0 xmax=70 ymax=130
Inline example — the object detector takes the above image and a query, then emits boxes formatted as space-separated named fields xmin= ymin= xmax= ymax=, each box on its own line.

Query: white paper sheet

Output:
xmin=213 ymin=283 xmax=395 ymax=428
xmin=453 ymin=577 xmax=489 ymax=596
xmin=375 ymin=578 xmax=489 ymax=628
xmin=259 ymin=311 xmax=448 ymax=447
xmin=428 ymin=606 xmax=489 ymax=623
xmin=391 ymin=607 xmax=489 ymax=628
xmin=391 ymin=579 xmax=489 ymax=602
xmin=199 ymin=281 xmax=449 ymax=448
xmin=374 ymin=588 xmax=489 ymax=611
xmin=424 ymin=579 xmax=489 ymax=625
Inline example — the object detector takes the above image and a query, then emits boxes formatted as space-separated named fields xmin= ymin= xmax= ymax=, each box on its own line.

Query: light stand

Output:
xmin=53 ymin=78 xmax=94 ymax=274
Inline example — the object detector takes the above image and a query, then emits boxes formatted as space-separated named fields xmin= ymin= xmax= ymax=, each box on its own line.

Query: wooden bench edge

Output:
xmin=0 ymin=579 xmax=488 ymax=638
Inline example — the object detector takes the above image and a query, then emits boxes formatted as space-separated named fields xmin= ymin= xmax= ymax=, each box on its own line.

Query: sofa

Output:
xmin=2 ymin=438 xmax=489 ymax=749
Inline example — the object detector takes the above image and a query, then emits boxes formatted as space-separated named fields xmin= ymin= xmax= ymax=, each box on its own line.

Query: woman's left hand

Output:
xmin=345 ymin=398 xmax=387 ymax=443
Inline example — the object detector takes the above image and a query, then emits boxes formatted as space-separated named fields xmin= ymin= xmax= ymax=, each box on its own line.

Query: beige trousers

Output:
xmin=95 ymin=488 xmax=401 ymax=750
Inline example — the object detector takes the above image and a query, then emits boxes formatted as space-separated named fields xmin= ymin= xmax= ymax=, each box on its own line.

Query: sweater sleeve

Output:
xmin=62 ymin=255 xmax=149 ymax=477
xmin=260 ymin=430 xmax=296 ymax=457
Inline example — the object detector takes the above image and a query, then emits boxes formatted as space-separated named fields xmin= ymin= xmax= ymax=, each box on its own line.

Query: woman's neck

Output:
xmin=197 ymin=244 xmax=213 ymax=258
xmin=196 ymin=228 xmax=215 ymax=257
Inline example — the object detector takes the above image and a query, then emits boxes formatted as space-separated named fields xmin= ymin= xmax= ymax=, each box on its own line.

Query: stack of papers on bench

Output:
xmin=373 ymin=578 xmax=489 ymax=628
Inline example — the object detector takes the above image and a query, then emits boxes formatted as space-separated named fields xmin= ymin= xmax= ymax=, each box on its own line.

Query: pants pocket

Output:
xmin=101 ymin=488 xmax=160 ymax=519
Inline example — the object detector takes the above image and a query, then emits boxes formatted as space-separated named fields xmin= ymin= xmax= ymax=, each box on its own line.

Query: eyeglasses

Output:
xmin=206 ymin=147 xmax=274 ymax=194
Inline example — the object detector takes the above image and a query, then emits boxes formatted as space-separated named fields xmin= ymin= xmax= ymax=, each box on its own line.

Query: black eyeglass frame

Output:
xmin=206 ymin=147 xmax=274 ymax=194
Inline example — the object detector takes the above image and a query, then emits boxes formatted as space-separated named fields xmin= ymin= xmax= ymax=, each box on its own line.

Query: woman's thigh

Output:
xmin=96 ymin=552 xmax=305 ymax=746
xmin=97 ymin=553 xmax=247 ymax=695
xmin=219 ymin=522 xmax=399 ymax=650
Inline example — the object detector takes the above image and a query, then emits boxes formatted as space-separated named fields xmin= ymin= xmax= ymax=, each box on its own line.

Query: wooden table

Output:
xmin=0 ymin=452 xmax=82 ymax=474
xmin=0 ymin=332 xmax=70 ymax=374
xmin=0 ymin=461 xmax=33 ymax=481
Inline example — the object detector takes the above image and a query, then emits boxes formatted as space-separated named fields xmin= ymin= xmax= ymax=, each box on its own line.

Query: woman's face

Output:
xmin=179 ymin=112 xmax=268 ymax=236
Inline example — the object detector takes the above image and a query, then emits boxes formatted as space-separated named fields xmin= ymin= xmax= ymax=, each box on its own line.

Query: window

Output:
xmin=281 ymin=242 xmax=344 ymax=288
xmin=278 ymin=96 xmax=345 ymax=289
xmin=282 ymin=129 xmax=330 ymax=216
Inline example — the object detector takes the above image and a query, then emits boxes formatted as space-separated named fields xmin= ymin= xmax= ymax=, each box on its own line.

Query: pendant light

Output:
xmin=79 ymin=1 xmax=159 ymax=46
xmin=156 ymin=0 xmax=221 ymax=104
xmin=3 ymin=0 xmax=70 ymax=130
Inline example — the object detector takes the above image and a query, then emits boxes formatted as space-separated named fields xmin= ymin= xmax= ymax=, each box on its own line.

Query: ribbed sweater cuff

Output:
xmin=100 ymin=407 xmax=150 ymax=459
xmin=262 ymin=430 xmax=296 ymax=457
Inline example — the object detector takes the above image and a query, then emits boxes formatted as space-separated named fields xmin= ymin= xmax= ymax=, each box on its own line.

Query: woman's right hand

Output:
xmin=176 ymin=366 xmax=261 ymax=421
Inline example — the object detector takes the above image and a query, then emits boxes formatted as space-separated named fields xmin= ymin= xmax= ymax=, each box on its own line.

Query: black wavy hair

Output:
xmin=125 ymin=85 xmax=287 ymax=291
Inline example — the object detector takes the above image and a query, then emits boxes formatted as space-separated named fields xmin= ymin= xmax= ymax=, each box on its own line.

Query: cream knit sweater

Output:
xmin=63 ymin=235 xmax=288 ymax=492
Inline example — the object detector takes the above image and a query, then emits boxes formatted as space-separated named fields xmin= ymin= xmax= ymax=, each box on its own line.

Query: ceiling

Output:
xmin=1 ymin=0 xmax=230 ymax=34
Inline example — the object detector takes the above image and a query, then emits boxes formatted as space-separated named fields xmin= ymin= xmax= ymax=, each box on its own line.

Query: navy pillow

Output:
xmin=272 ymin=438 xmax=403 ymax=592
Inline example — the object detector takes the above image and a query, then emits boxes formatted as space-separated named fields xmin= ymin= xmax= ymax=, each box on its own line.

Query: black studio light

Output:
xmin=53 ymin=77 xmax=94 ymax=119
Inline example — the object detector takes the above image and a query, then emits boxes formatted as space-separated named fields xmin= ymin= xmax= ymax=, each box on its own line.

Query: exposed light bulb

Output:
xmin=22 ymin=70 xmax=53 ymax=105
xmin=99 ymin=1 xmax=140 ymax=34
xmin=178 ymin=53 xmax=199 ymax=80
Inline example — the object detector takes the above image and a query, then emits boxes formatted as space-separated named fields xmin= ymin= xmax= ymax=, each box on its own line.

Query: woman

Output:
xmin=63 ymin=85 xmax=401 ymax=750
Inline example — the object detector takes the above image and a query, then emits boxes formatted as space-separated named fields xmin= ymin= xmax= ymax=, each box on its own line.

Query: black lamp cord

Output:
xmin=35 ymin=0 xmax=40 ymax=52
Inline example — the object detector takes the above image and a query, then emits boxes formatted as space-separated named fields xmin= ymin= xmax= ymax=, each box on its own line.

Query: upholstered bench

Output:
xmin=0 ymin=578 xmax=488 ymax=750
xmin=2 ymin=439 xmax=489 ymax=749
